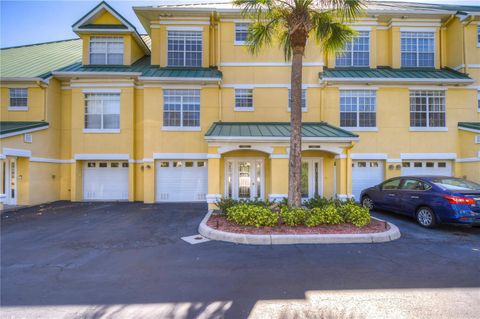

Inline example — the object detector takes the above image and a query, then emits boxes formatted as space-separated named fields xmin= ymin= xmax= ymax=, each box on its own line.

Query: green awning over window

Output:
xmin=320 ymin=67 xmax=473 ymax=85
xmin=0 ymin=121 xmax=49 ymax=137
xmin=458 ymin=122 xmax=480 ymax=132
xmin=205 ymin=122 xmax=358 ymax=140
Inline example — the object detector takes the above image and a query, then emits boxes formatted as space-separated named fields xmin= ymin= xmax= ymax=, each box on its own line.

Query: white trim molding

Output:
xmin=456 ymin=157 xmax=480 ymax=163
xmin=206 ymin=194 xmax=222 ymax=204
xmin=458 ymin=127 xmax=480 ymax=134
xmin=217 ymin=145 xmax=274 ymax=155
xmin=83 ymin=129 xmax=120 ymax=134
xmin=166 ymin=26 xmax=204 ymax=32
xmin=400 ymin=153 xmax=457 ymax=160
xmin=341 ymin=127 xmax=378 ymax=132
xmin=161 ymin=126 xmax=202 ymax=132
xmin=153 ymin=153 xmax=208 ymax=160
xmin=351 ymin=153 xmax=388 ymax=160
xmin=207 ymin=154 xmax=221 ymax=159
xmin=74 ymin=153 xmax=130 ymax=161
xmin=386 ymin=159 xmax=402 ymax=163
xmin=270 ymin=154 xmax=289 ymax=159
xmin=30 ymin=157 xmax=74 ymax=164
xmin=409 ymin=127 xmax=448 ymax=132
xmin=269 ymin=194 xmax=288 ymax=202
xmin=2 ymin=148 xmax=31 ymax=157
xmin=82 ymin=88 xmax=122 ymax=93
xmin=220 ymin=62 xmax=323 ymax=67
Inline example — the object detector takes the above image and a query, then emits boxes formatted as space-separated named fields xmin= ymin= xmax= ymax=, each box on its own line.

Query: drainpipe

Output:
xmin=462 ymin=15 xmax=473 ymax=75
xmin=37 ymin=80 xmax=47 ymax=122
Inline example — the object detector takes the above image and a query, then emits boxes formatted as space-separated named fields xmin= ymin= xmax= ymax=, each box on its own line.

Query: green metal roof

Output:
xmin=54 ymin=56 xmax=222 ymax=79
xmin=0 ymin=121 xmax=49 ymax=136
xmin=205 ymin=122 xmax=358 ymax=139
xmin=458 ymin=122 xmax=480 ymax=132
xmin=0 ymin=39 xmax=82 ymax=79
xmin=0 ymin=35 xmax=151 ymax=79
xmin=320 ymin=67 xmax=473 ymax=83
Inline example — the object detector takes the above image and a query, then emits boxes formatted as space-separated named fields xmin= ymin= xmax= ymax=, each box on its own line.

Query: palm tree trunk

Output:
xmin=288 ymin=46 xmax=304 ymax=208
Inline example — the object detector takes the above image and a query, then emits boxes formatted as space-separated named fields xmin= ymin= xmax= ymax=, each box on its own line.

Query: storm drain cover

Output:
xmin=181 ymin=234 xmax=211 ymax=245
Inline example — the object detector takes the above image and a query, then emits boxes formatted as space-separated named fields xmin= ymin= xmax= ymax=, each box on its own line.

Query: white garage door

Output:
xmin=352 ymin=160 xmax=384 ymax=201
xmin=401 ymin=160 xmax=452 ymax=176
xmin=156 ymin=160 xmax=208 ymax=202
xmin=83 ymin=161 xmax=129 ymax=200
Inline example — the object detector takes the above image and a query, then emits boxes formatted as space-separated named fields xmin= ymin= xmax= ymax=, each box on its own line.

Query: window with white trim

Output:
xmin=9 ymin=88 xmax=28 ymax=109
xmin=340 ymin=90 xmax=376 ymax=128
xmin=288 ymin=89 xmax=306 ymax=111
xmin=163 ymin=89 xmax=200 ymax=128
xmin=335 ymin=31 xmax=370 ymax=67
xmin=84 ymin=93 xmax=120 ymax=130
xmin=89 ymin=36 xmax=124 ymax=65
xmin=401 ymin=32 xmax=435 ymax=67
xmin=477 ymin=90 xmax=480 ymax=112
xmin=410 ymin=90 xmax=445 ymax=128
xmin=235 ymin=23 xmax=249 ymax=44
xmin=235 ymin=89 xmax=253 ymax=109
xmin=167 ymin=31 xmax=202 ymax=67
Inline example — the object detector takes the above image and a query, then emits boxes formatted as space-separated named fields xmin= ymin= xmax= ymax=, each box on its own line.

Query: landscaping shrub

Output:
xmin=226 ymin=204 xmax=279 ymax=227
xmin=305 ymin=204 xmax=344 ymax=227
xmin=340 ymin=203 xmax=371 ymax=227
xmin=304 ymin=195 xmax=331 ymax=209
xmin=215 ymin=197 xmax=239 ymax=214
xmin=280 ymin=207 xmax=309 ymax=226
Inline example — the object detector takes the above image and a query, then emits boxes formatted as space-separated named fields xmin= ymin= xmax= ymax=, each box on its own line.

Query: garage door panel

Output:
xmin=401 ymin=161 xmax=452 ymax=176
xmin=352 ymin=161 xmax=384 ymax=201
xmin=83 ymin=162 xmax=129 ymax=200
xmin=156 ymin=160 xmax=207 ymax=202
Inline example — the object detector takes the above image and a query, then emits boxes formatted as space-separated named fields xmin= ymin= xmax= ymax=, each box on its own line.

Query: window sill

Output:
xmin=409 ymin=127 xmax=448 ymax=132
xmin=234 ymin=41 xmax=247 ymax=46
xmin=8 ymin=106 xmax=28 ymax=111
xmin=341 ymin=127 xmax=378 ymax=132
xmin=83 ymin=129 xmax=120 ymax=134
xmin=162 ymin=127 xmax=201 ymax=132
xmin=288 ymin=108 xmax=308 ymax=113
xmin=234 ymin=107 xmax=254 ymax=112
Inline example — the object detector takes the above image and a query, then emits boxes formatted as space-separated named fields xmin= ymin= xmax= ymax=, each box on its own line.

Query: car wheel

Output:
xmin=362 ymin=196 xmax=374 ymax=210
xmin=416 ymin=207 xmax=437 ymax=228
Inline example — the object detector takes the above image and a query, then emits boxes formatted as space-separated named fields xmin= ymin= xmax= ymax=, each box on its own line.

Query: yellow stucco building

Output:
xmin=1 ymin=1 xmax=479 ymax=208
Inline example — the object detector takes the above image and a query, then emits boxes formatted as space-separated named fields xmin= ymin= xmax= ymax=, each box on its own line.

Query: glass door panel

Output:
xmin=301 ymin=162 xmax=309 ymax=198
xmin=238 ymin=161 xmax=251 ymax=199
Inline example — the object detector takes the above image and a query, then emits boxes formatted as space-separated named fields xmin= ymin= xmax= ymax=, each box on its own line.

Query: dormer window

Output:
xmin=401 ymin=32 xmax=434 ymax=68
xmin=167 ymin=30 xmax=202 ymax=67
xmin=89 ymin=36 xmax=124 ymax=65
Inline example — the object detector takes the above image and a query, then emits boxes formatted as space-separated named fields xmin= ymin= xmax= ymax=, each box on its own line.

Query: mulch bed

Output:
xmin=206 ymin=213 xmax=390 ymax=235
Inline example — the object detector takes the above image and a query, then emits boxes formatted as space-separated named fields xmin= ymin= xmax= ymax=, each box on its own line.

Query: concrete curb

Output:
xmin=198 ymin=210 xmax=401 ymax=245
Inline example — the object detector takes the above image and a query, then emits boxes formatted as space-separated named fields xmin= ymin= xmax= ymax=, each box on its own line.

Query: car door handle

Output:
xmin=387 ymin=194 xmax=396 ymax=197
xmin=411 ymin=196 xmax=419 ymax=199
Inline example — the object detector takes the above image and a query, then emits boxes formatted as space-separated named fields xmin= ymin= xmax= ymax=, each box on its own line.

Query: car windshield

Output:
xmin=431 ymin=178 xmax=480 ymax=191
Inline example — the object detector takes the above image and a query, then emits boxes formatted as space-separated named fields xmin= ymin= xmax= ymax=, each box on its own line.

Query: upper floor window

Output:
xmin=9 ymin=88 xmax=28 ymax=110
xmin=288 ymin=89 xmax=307 ymax=111
xmin=163 ymin=89 xmax=200 ymax=129
xmin=410 ymin=90 xmax=445 ymax=128
xmin=477 ymin=90 xmax=480 ymax=112
xmin=84 ymin=93 xmax=120 ymax=131
xmin=401 ymin=32 xmax=434 ymax=68
xmin=340 ymin=90 xmax=376 ymax=128
xmin=167 ymin=31 xmax=202 ymax=67
xmin=235 ymin=23 xmax=249 ymax=44
xmin=234 ymin=89 xmax=253 ymax=111
xmin=335 ymin=31 xmax=370 ymax=67
xmin=89 ymin=36 xmax=124 ymax=65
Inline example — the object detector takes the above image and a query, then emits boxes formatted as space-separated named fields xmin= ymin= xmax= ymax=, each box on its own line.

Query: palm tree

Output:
xmin=234 ymin=0 xmax=364 ymax=207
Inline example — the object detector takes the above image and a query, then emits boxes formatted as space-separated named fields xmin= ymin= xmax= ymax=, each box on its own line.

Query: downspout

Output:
xmin=462 ymin=16 xmax=473 ymax=75
xmin=218 ymin=81 xmax=222 ymax=121
xmin=37 ymin=80 xmax=47 ymax=121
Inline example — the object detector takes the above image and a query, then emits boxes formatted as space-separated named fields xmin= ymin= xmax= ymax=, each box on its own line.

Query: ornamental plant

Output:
xmin=305 ymin=204 xmax=344 ymax=227
xmin=281 ymin=207 xmax=309 ymax=226
xmin=226 ymin=204 xmax=279 ymax=227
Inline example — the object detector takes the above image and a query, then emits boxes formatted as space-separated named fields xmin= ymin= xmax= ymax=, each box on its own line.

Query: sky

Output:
xmin=1 ymin=0 xmax=479 ymax=48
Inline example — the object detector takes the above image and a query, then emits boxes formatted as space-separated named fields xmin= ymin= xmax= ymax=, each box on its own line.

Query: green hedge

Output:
xmin=218 ymin=196 xmax=371 ymax=228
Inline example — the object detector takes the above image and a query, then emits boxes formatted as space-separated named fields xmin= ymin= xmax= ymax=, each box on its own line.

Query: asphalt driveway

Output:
xmin=1 ymin=201 xmax=479 ymax=319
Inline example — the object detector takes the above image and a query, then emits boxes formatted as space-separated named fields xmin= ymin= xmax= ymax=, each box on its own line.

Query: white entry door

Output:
xmin=225 ymin=158 xmax=264 ymax=200
xmin=156 ymin=160 xmax=208 ymax=202
xmin=83 ymin=161 xmax=129 ymax=200
xmin=401 ymin=160 xmax=452 ymax=176
xmin=301 ymin=158 xmax=324 ymax=199
xmin=5 ymin=157 xmax=17 ymax=205
xmin=352 ymin=160 xmax=384 ymax=201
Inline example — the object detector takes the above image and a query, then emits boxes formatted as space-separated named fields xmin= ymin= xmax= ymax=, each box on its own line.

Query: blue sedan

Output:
xmin=360 ymin=176 xmax=480 ymax=228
